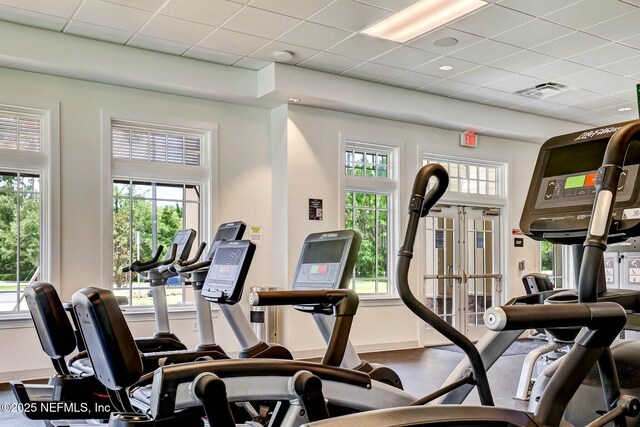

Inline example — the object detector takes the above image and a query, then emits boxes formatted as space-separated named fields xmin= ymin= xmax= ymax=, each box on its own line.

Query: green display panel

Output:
xmin=565 ymin=175 xmax=586 ymax=189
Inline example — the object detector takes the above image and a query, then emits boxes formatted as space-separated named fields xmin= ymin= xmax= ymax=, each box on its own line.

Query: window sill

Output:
xmin=0 ymin=313 xmax=34 ymax=329
xmin=358 ymin=296 xmax=404 ymax=307
xmin=121 ymin=305 xmax=220 ymax=323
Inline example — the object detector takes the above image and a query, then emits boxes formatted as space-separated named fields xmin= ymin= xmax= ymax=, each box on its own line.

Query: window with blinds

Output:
xmin=112 ymin=121 xmax=202 ymax=166
xmin=0 ymin=111 xmax=41 ymax=152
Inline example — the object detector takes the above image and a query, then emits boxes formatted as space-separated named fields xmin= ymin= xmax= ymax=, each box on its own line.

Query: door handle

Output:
xmin=466 ymin=273 xmax=503 ymax=293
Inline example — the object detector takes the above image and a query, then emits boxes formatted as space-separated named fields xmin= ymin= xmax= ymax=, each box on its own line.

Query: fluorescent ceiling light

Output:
xmin=362 ymin=0 xmax=487 ymax=43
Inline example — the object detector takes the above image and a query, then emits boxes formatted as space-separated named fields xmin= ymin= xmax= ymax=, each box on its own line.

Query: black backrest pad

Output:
xmin=72 ymin=287 xmax=143 ymax=390
xmin=25 ymin=283 xmax=77 ymax=358
xmin=167 ymin=229 xmax=197 ymax=261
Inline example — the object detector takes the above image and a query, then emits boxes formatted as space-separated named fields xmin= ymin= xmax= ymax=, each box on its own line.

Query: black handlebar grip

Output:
xmin=485 ymin=302 xmax=626 ymax=331
xmin=249 ymin=289 xmax=359 ymax=316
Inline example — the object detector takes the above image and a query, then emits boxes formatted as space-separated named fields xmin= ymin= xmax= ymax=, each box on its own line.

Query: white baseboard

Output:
xmin=293 ymin=340 xmax=420 ymax=360
xmin=0 ymin=367 xmax=54 ymax=383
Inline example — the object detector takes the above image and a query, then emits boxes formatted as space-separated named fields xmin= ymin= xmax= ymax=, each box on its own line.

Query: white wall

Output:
xmin=283 ymin=105 xmax=541 ymax=352
xmin=0 ymin=67 xmax=275 ymax=379
xmin=0 ymin=67 xmax=546 ymax=380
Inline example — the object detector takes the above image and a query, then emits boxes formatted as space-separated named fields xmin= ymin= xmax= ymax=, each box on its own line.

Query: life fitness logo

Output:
xmin=320 ymin=233 xmax=338 ymax=239
xmin=575 ymin=126 xmax=622 ymax=141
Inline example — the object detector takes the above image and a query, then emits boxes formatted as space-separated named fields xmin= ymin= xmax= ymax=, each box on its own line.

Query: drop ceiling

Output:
xmin=0 ymin=0 xmax=639 ymax=126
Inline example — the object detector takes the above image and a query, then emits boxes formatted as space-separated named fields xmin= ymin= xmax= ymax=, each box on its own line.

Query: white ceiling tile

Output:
xmin=249 ymin=0 xmax=334 ymax=19
xmin=575 ymin=95 xmax=629 ymax=111
xmin=0 ymin=0 xmax=81 ymax=18
xmin=74 ymin=0 xmax=152 ymax=32
xmin=140 ymin=15 xmax=215 ymax=45
xmin=453 ymin=87 xmax=508 ymax=103
xmin=278 ymin=22 xmax=351 ymax=51
xmin=104 ymin=0 xmax=165 ymax=12
xmin=544 ymin=0 xmax=635 ymax=30
xmin=509 ymin=99 xmax=563 ymax=114
xmin=342 ymin=62 xmax=403 ymax=81
xmin=308 ymin=0 xmax=392 ymax=32
xmin=379 ymin=71 xmax=441 ymax=90
xmin=0 ymin=5 xmax=67 ymax=31
xmin=328 ymin=34 xmax=399 ymax=61
xmin=568 ymin=43 xmax=640 ymax=68
xmin=489 ymin=50 xmax=557 ymax=73
xmin=602 ymin=100 xmax=636 ymax=115
xmin=298 ymin=52 xmax=363 ymax=74
xmin=183 ymin=46 xmax=243 ymax=65
xmin=199 ymin=28 xmax=269 ymax=55
xmin=544 ymin=89 xmax=603 ymax=106
xmin=483 ymin=93 xmax=537 ymax=108
xmin=408 ymin=27 xmax=484 ymax=55
xmin=584 ymin=9 xmax=640 ymax=41
xmin=449 ymin=39 xmax=520 ymax=64
xmin=497 ymin=0 xmax=580 ymax=17
xmin=354 ymin=0 xmax=419 ymax=12
xmin=222 ymin=6 xmax=300 ymax=39
xmin=413 ymin=56 xmax=479 ymax=78
xmin=569 ymin=110 xmax=617 ymax=125
xmin=372 ymin=47 xmax=440 ymax=69
xmin=600 ymin=55 xmax=640 ymax=77
xmin=523 ymin=60 xmax=591 ymax=80
xmin=229 ymin=0 xmax=250 ymax=3
xmin=541 ymin=105 xmax=590 ymax=119
xmin=491 ymin=19 xmax=574 ymax=49
xmin=65 ymin=20 xmax=132 ymax=43
xmin=611 ymin=88 xmax=638 ymax=102
xmin=128 ymin=34 xmax=190 ymax=55
xmin=233 ymin=57 xmax=271 ymax=70
xmin=160 ymin=0 xmax=242 ymax=27
xmin=448 ymin=4 xmax=534 ymax=38
xmin=449 ymin=66 xmax=512 ymax=86
xmin=250 ymin=41 xmax=319 ymax=64
xmin=559 ymin=69 xmax=637 ymax=94
xmin=483 ymin=74 xmax=542 ymax=92
xmin=620 ymin=34 xmax=640 ymax=49
xmin=532 ymin=31 xmax=609 ymax=58
xmin=417 ymin=79 xmax=475 ymax=97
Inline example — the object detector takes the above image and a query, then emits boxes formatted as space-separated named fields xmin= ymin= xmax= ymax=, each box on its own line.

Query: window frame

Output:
xmin=101 ymin=109 xmax=218 ymax=313
xmin=339 ymin=134 xmax=401 ymax=302
xmin=0 ymin=99 xmax=60 ymax=322
xmin=423 ymin=153 xmax=507 ymax=207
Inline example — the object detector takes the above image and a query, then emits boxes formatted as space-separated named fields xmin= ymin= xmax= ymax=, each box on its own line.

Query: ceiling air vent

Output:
xmin=515 ymin=82 xmax=570 ymax=99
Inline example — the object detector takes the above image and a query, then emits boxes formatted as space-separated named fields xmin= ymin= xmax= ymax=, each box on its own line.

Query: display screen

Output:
xmin=544 ymin=139 xmax=640 ymax=178
xmin=212 ymin=247 xmax=245 ymax=266
xmin=301 ymin=240 xmax=346 ymax=264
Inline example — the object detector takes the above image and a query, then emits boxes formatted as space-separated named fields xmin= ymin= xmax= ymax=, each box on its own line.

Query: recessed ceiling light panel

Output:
xmin=618 ymin=107 xmax=632 ymax=112
xmin=439 ymin=65 xmax=454 ymax=71
xmin=362 ymin=0 xmax=487 ymax=43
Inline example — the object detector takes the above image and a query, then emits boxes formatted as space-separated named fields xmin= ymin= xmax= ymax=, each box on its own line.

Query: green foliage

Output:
xmin=541 ymin=241 xmax=554 ymax=271
xmin=345 ymin=191 xmax=388 ymax=285
xmin=112 ymin=183 xmax=184 ymax=287
xmin=0 ymin=174 xmax=40 ymax=283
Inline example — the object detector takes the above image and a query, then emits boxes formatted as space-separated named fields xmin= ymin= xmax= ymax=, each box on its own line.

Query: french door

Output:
xmin=422 ymin=205 xmax=503 ymax=344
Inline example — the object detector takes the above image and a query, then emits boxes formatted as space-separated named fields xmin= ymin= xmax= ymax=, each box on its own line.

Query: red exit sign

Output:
xmin=461 ymin=131 xmax=478 ymax=148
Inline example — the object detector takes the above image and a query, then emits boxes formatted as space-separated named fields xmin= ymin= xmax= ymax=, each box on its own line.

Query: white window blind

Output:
xmin=0 ymin=111 xmax=41 ymax=152
xmin=112 ymin=121 xmax=201 ymax=166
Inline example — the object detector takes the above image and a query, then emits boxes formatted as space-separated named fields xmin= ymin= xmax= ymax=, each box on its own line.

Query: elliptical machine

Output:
xmin=303 ymin=133 xmax=640 ymax=427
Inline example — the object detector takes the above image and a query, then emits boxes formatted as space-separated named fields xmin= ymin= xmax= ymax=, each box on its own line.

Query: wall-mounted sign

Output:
xmin=435 ymin=230 xmax=445 ymax=249
xmin=476 ymin=232 xmax=485 ymax=249
xmin=514 ymin=237 xmax=524 ymax=247
xmin=309 ymin=198 xmax=323 ymax=221
xmin=248 ymin=225 xmax=263 ymax=247
xmin=512 ymin=228 xmax=523 ymax=235
xmin=460 ymin=131 xmax=478 ymax=148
